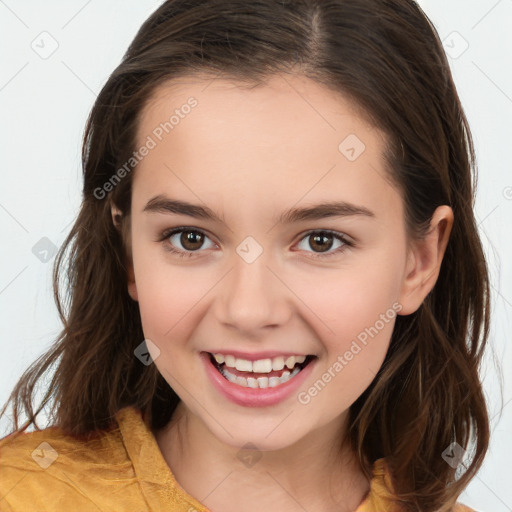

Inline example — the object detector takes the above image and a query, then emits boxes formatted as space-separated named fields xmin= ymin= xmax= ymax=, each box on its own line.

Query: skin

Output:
xmin=113 ymin=74 xmax=453 ymax=512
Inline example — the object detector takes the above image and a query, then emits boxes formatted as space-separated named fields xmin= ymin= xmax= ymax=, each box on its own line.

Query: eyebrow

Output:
xmin=143 ymin=195 xmax=375 ymax=224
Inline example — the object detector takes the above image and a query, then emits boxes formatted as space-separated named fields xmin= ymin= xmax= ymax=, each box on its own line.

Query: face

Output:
xmin=125 ymin=74 xmax=414 ymax=451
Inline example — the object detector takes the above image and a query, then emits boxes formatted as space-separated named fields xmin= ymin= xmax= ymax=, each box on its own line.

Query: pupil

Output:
xmin=182 ymin=231 xmax=203 ymax=250
xmin=311 ymin=233 xmax=333 ymax=253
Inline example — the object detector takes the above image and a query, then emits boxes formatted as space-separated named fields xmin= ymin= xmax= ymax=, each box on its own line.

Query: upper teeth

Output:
xmin=213 ymin=353 xmax=306 ymax=373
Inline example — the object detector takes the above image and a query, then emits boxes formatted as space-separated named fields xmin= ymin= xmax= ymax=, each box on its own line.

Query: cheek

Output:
xmin=136 ymin=274 xmax=210 ymax=345
xmin=133 ymin=261 xmax=214 ymax=383
xmin=132 ymin=222 xmax=405 ymax=355
xmin=287 ymin=254 xmax=402 ymax=404
xmin=293 ymin=273 xmax=398 ymax=413
xmin=130 ymin=242 xmax=211 ymax=343
xmin=288 ymin=256 xmax=402 ymax=344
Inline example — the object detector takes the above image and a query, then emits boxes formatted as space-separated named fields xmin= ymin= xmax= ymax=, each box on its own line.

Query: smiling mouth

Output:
xmin=208 ymin=353 xmax=316 ymax=389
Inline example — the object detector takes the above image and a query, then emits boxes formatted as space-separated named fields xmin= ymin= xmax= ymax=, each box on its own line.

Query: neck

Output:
xmin=154 ymin=402 xmax=371 ymax=512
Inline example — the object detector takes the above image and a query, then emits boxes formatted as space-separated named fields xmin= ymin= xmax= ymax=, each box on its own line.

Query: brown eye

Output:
xmin=179 ymin=230 xmax=205 ymax=251
xmin=296 ymin=230 xmax=351 ymax=259
xmin=162 ymin=228 xmax=216 ymax=256
xmin=308 ymin=232 xmax=335 ymax=253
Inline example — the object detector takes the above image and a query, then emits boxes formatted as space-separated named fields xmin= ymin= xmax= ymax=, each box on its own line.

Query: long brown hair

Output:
xmin=1 ymin=1 xmax=490 ymax=510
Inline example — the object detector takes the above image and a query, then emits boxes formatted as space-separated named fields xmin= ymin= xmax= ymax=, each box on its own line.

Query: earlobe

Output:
xmin=111 ymin=204 xmax=123 ymax=229
xmin=398 ymin=205 xmax=453 ymax=315
xmin=110 ymin=202 xmax=139 ymax=302
xmin=126 ymin=249 xmax=139 ymax=303
xmin=127 ymin=267 xmax=139 ymax=302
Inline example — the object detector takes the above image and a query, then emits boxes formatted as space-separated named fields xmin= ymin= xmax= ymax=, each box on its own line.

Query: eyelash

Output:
xmin=158 ymin=227 xmax=354 ymax=260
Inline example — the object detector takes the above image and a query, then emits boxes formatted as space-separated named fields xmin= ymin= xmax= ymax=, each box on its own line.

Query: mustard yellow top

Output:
xmin=0 ymin=406 xmax=473 ymax=511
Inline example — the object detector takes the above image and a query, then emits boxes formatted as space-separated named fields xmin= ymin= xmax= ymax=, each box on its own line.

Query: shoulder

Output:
xmin=355 ymin=458 xmax=477 ymax=512
xmin=0 ymin=408 xmax=143 ymax=512
xmin=453 ymin=504 xmax=475 ymax=512
xmin=0 ymin=416 xmax=128 ymax=464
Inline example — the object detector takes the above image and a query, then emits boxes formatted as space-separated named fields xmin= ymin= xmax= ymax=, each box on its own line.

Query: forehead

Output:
xmin=132 ymin=73 xmax=401 ymax=222
xmin=138 ymin=73 xmax=380 ymax=147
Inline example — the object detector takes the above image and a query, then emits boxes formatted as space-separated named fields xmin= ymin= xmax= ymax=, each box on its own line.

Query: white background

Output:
xmin=0 ymin=1 xmax=510 ymax=511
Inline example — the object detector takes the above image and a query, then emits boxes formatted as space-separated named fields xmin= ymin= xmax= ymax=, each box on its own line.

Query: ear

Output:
xmin=111 ymin=203 xmax=139 ymax=302
xmin=397 ymin=205 xmax=453 ymax=315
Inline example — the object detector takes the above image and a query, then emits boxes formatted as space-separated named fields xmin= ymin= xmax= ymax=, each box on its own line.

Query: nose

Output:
xmin=214 ymin=247 xmax=292 ymax=335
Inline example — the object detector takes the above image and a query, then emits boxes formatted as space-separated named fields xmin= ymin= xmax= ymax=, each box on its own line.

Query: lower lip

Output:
xmin=201 ymin=352 xmax=316 ymax=407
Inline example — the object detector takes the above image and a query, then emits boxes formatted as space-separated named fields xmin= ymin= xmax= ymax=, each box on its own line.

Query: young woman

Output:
xmin=0 ymin=1 xmax=490 ymax=511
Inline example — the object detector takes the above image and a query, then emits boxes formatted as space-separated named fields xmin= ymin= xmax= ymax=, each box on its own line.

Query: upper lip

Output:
xmin=204 ymin=350 xmax=314 ymax=361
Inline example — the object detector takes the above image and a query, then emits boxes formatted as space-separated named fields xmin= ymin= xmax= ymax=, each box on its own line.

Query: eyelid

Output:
xmin=159 ymin=225 xmax=218 ymax=242
xmin=158 ymin=226 xmax=354 ymax=259
xmin=158 ymin=226 xmax=219 ymax=256
xmin=298 ymin=228 xmax=355 ymax=246
xmin=294 ymin=229 xmax=354 ymax=259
